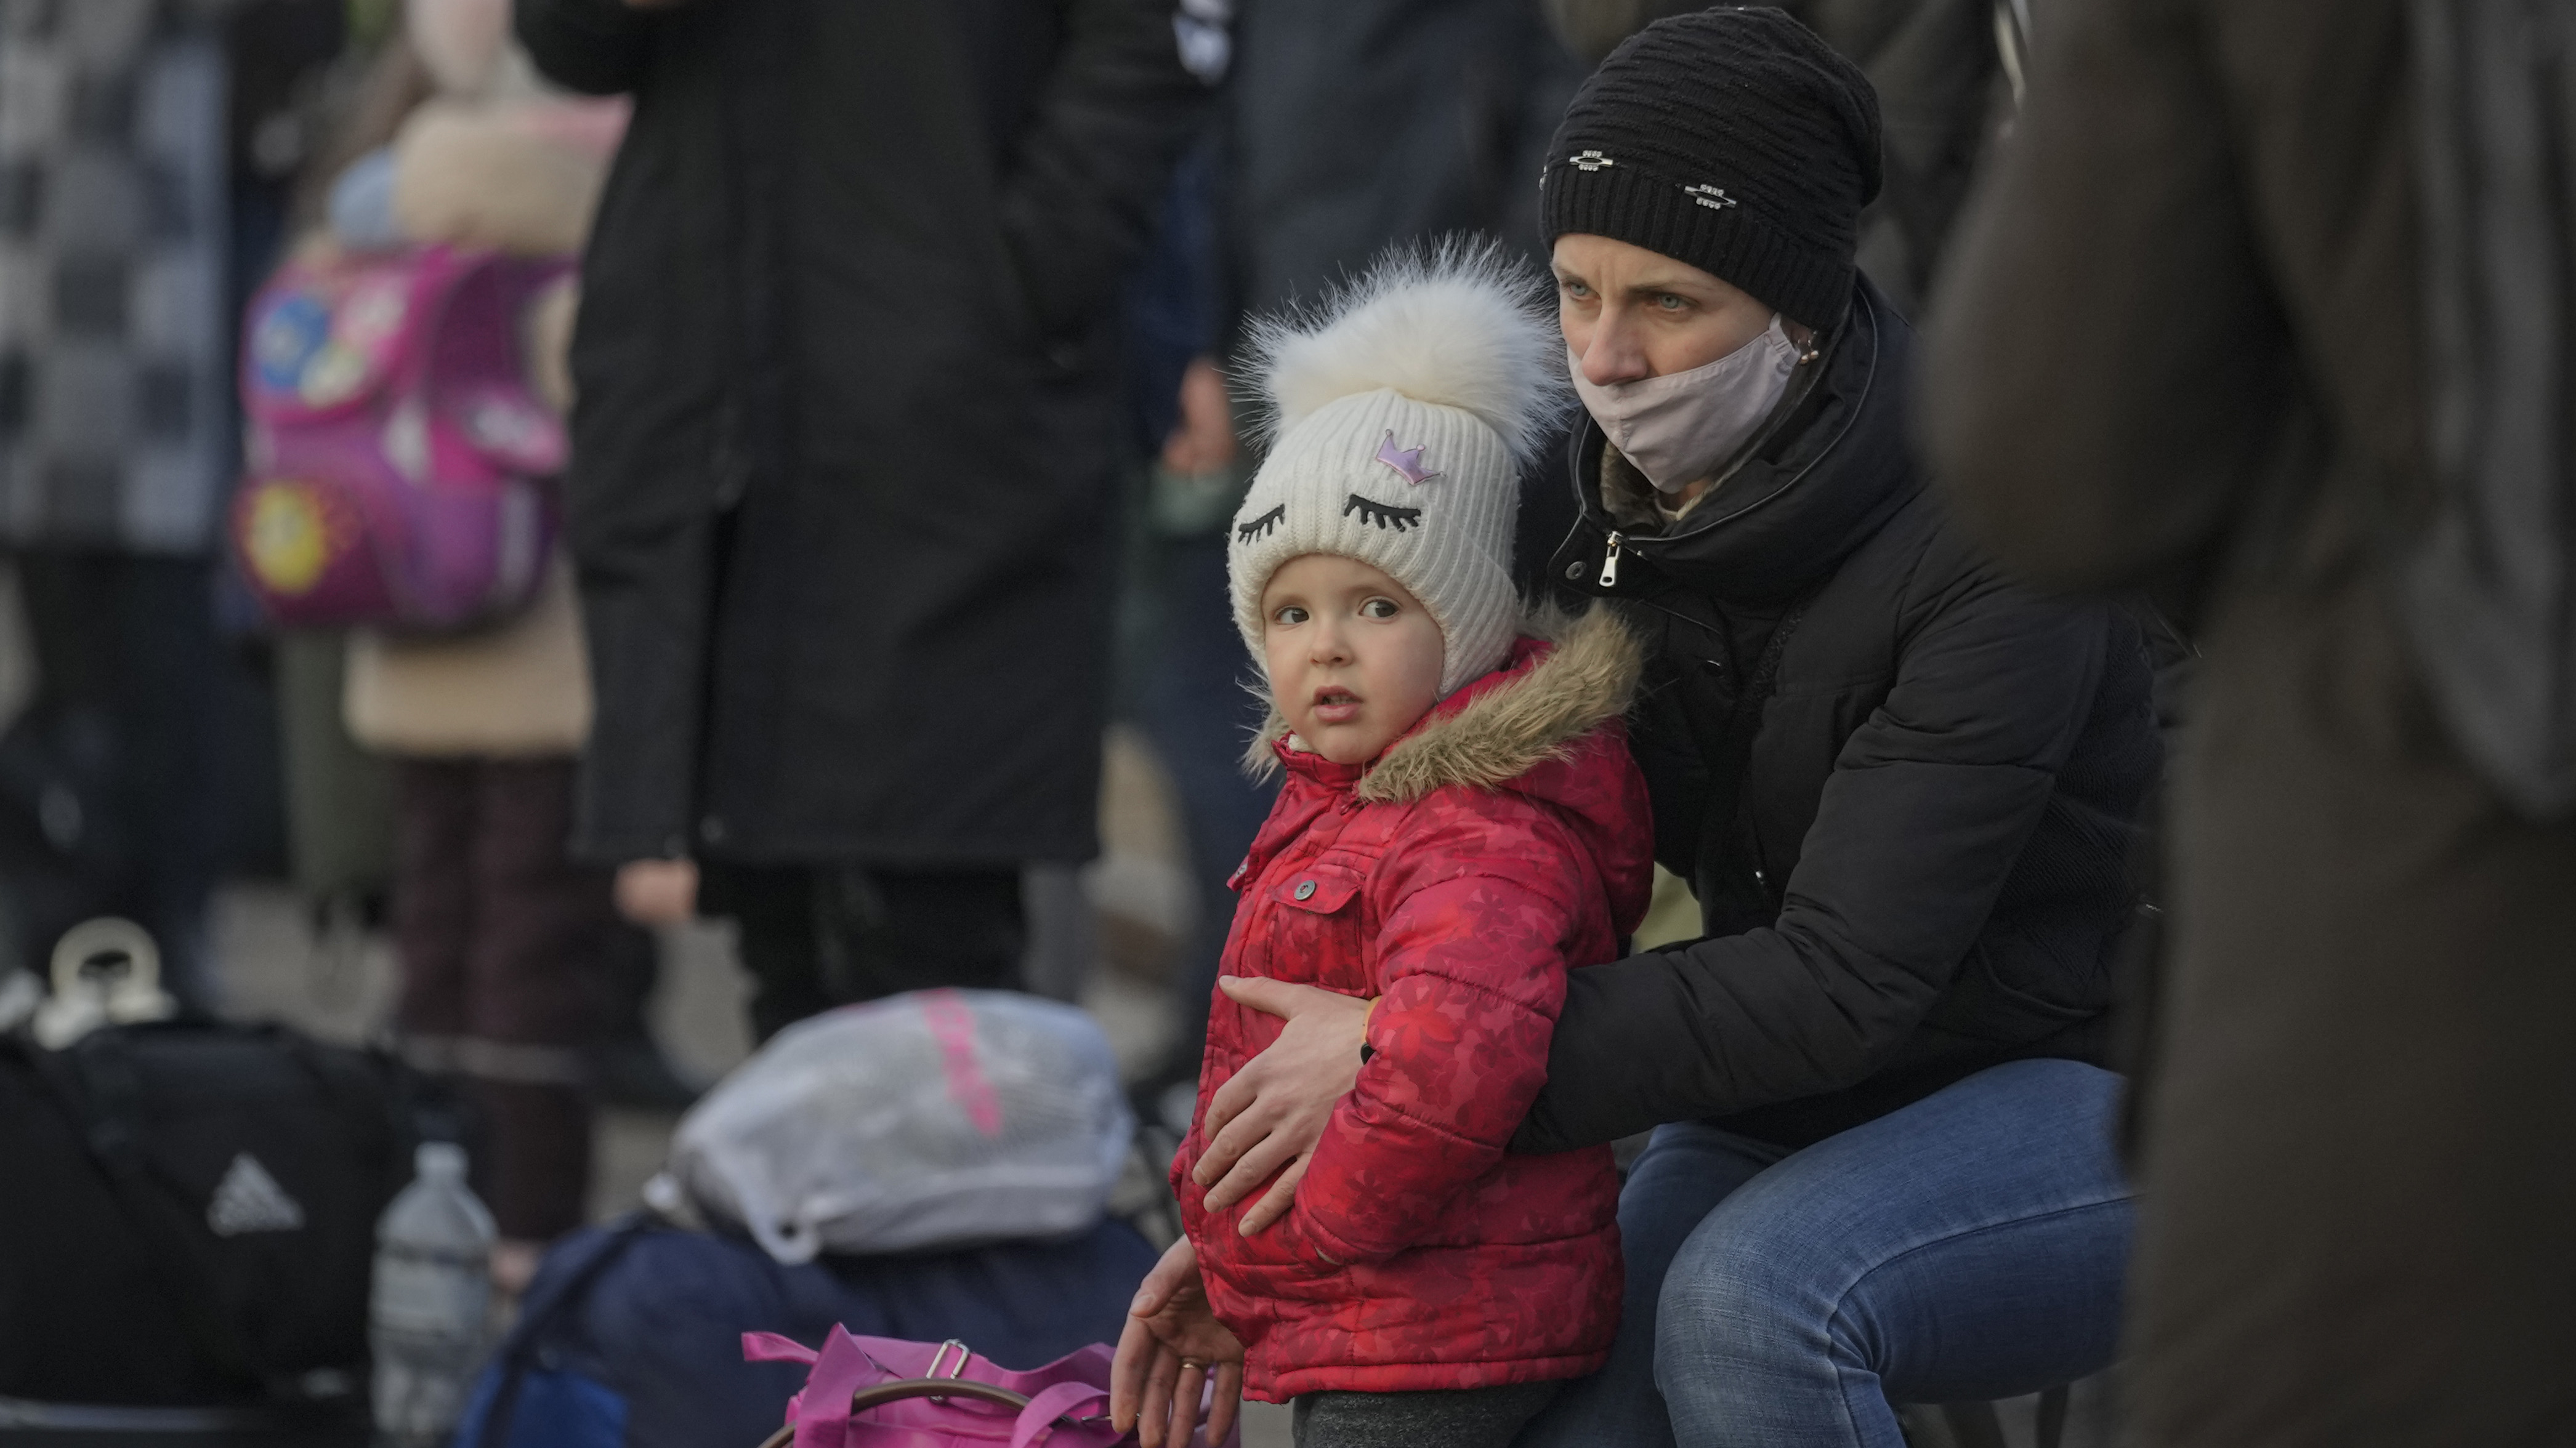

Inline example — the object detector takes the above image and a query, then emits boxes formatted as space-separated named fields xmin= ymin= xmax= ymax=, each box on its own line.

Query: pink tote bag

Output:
xmin=743 ymin=1328 xmax=1239 ymax=1448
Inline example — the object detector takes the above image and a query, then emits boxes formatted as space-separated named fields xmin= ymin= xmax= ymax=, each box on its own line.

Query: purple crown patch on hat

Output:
xmin=1375 ymin=431 xmax=1442 ymax=485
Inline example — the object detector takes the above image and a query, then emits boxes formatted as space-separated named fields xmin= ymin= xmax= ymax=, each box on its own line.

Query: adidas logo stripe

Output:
xmin=206 ymin=1152 xmax=306 ymax=1236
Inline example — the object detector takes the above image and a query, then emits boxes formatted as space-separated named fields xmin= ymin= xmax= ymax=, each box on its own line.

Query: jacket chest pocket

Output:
xmin=1256 ymin=863 xmax=1370 ymax=992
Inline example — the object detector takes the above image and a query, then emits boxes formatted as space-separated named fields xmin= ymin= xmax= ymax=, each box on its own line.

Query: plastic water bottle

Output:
xmin=369 ymin=1142 xmax=495 ymax=1447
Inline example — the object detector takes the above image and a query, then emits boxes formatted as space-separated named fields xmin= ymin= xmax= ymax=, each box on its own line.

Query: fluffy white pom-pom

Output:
xmin=1244 ymin=239 xmax=1573 ymax=467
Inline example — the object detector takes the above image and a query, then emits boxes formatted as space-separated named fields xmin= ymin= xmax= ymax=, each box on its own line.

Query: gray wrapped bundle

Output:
xmin=664 ymin=989 xmax=1135 ymax=1263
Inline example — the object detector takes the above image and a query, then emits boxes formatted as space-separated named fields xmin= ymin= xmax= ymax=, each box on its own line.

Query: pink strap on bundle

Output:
xmin=918 ymin=989 xmax=1004 ymax=1138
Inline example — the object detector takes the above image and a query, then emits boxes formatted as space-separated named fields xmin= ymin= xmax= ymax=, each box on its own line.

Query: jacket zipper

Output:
xmin=1599 ymin=531 xmax=1624 ymax=588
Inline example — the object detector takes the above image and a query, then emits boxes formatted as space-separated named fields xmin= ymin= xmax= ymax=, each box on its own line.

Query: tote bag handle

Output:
xmin=755 ymin=1375 xmax=1112 ymax=1448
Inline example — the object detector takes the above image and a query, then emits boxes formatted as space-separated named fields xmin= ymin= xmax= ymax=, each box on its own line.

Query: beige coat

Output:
xmin=345 ymin=555 xmax=591 ymax=756
xmin=341 ymin=87 xmax=616 ymax=758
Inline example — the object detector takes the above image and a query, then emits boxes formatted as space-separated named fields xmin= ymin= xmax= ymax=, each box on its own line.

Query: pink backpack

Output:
xmin=233 ymin=244 xmax=570 ymax=631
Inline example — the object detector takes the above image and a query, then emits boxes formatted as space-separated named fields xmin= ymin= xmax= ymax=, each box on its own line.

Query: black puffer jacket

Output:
xmin=516 ymin=0 xmax=1207 ymax=866
xmin=1519 ymin=278 xmax=2159 ymax=1151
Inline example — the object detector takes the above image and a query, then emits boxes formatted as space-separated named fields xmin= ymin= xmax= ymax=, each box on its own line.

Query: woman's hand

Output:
xmin=1111 ymin=1237 xmax=1244 ymax=1448
xmin=1193 ymin=978 xmax=1370 ymax=1233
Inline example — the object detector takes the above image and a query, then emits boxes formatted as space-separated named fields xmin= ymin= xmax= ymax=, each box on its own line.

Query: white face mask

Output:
xmin=1569 ymin=315 xmax=1803 ymax=495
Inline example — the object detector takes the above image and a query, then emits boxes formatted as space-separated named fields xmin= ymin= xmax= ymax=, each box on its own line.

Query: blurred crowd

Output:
xmin=5 ymin=0 xmax=2574 ymax=1444
xmin=0 ymin=0 xmax=2017 ymax=1282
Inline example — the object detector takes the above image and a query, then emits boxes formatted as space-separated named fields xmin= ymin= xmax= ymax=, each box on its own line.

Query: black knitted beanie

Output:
xmin=1540 ymin=7 xmax=1882 ymax=330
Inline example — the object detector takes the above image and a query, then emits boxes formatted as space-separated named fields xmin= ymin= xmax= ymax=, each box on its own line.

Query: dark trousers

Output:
xmin=3 ymin=552 xmax=223 ymax=998
xmin=1293 ymin=1382 xmax=1561 ymax=1448
xmin=699 ymin=861 xmax=1024 ymax=1043
xmin=393 ymin=757 xmax=614 ymax=1241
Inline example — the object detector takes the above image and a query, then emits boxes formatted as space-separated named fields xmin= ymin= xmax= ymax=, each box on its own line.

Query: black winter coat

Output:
xmin=1519 ymin=280 xmax=2159 ymax=1151
xmin=516 ymin=0 xmax=1208 ymax=866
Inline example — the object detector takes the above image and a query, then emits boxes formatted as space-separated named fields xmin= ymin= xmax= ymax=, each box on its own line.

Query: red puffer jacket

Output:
xmin=1176 ymin=609 xmax=1653 ymax=1400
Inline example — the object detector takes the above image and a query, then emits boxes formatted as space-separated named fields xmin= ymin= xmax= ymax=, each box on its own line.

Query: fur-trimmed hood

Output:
xmin=1246 ymin=604 xmax=1644 ymax=803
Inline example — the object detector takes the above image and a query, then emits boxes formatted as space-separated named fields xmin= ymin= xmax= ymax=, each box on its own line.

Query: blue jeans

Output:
xmin=1516 ymin=1060 xmax=2132 ymax=1448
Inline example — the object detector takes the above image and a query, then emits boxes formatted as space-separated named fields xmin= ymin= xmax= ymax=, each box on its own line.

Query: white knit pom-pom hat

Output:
xmin=1228 ymin=242 xmax=1573 ymax=698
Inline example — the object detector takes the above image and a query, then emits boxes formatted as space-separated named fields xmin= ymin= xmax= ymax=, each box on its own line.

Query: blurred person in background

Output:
xmin=514 ymin=0 xmax=1212 ymax=1042
xmin=1116 ymin=139 xmax=1267 ymax=1128
xmin=0 ymin=0 xmax=314 ymax=1002
xmin=1220 ymin=0 xmax=1578 ymax=330
xmin=310 ymin=0 xmax=633 ymax=1290
xmin=1124 ymin=0 xmax=1583 ymax=1127
xmin=1928 ymin=0 xmax=2576 ymax=1441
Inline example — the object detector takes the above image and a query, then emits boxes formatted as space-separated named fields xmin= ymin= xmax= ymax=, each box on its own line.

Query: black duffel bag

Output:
xmin=0 ymin=1010 xmax=419 ymax=1437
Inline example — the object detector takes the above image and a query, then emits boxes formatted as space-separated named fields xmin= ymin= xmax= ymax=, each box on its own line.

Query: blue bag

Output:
xmin=453 ymin=1214 xmax=1160 ymax=1448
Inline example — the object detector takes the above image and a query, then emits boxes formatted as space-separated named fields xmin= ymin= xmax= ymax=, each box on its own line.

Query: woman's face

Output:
xmin=1552 ymin=234 xmax=1776 ymax=386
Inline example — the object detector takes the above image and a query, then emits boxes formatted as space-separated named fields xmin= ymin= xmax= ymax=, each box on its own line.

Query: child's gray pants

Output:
xmin=1290 ymin=1380 xmax=1562 ymax=1448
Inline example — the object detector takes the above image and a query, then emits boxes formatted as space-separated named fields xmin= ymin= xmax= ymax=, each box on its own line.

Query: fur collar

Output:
xmin=1243 ymin=605 xmax=1643 ymax=803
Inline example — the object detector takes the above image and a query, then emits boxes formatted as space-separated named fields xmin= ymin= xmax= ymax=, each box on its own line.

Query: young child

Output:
xmin=1116 ymin=250 xmax=1653 ymax=1447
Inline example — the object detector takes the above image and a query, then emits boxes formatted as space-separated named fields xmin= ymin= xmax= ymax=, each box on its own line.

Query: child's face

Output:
xmin=1260 ymin=553 xmax=1445 ymax=766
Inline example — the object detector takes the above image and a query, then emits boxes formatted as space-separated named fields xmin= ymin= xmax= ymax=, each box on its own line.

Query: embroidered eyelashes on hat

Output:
xmin=1343 ymin=494 xmax=1421 ymax=532
xmin=1235 ymin=505 xmax=1285 ymax=543
xmin=1237 ymin=491 xmax=1427 ymax=539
